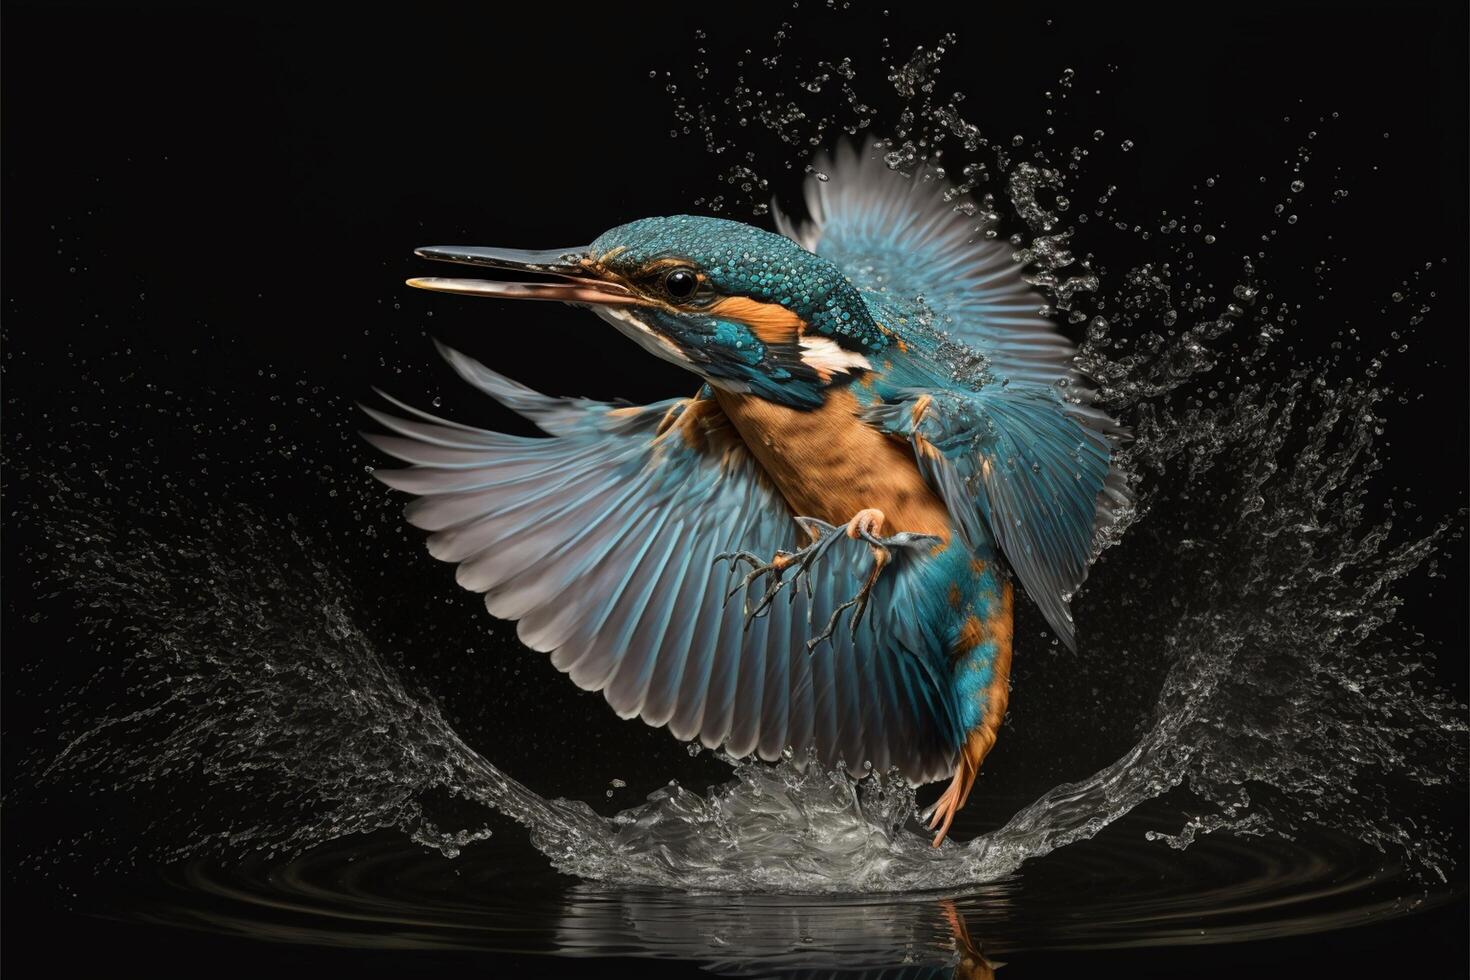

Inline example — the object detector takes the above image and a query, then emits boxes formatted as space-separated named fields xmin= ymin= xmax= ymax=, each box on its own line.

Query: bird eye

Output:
xmin=662 ymin=268 xmax=699 ymax=300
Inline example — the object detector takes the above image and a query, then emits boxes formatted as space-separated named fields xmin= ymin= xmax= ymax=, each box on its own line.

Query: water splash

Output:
xmin=5 ymin=19 xmax=1465 ymax=898
xmin=656 ymin=19 xmax=1468 ymax=882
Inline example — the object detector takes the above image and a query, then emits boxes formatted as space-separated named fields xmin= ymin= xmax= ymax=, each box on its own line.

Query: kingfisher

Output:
xmin=365 ymin=143 xmax=1128 ymax=845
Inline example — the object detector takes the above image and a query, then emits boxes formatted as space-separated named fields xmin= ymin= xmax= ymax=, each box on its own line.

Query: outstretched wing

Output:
xmin=775 ymin=142 xmax=1130 ymax=649
xmin=773 ymin=140 xmax=1077 ymax=388
xmin=865 ymin=383 xmax=1128 ymax=652
xmin=364 ymin=343 xmax=965 ymax=783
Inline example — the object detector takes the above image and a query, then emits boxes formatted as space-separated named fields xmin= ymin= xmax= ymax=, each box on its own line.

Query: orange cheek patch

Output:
xmin=708 ymin=296 xmax=807 ymax=345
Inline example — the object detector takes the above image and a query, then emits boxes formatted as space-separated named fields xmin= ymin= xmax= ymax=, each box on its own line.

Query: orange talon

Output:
xmin=927 ymin=760 xmax=971 ymax=846
xmin=845 ymin=507 xmax=886 ymax=540
xmin=928 ymin=724 xmax=1001 ymax=846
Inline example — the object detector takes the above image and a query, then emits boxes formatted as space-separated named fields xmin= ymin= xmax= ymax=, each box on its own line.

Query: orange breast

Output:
xmin=714 ymin=387 xmax=953 ymax=542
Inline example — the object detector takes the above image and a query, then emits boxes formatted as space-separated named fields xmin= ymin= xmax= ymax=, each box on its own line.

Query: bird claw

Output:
xmin=716 ymin=520 xmax=843 ymax=628
xmin=718 ymin=510 xmax=941 ymax=646
xmin=925 ymin=778 xmax=964 ymax=847
xmin=805 ymin=563 xmax=883 ymax=650
xmin=807 ymin=510 xmax=941 ymax=652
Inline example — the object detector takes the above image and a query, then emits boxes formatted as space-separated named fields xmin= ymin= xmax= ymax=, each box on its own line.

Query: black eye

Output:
xmin=663 ymin=268 xmax=698 ymax=300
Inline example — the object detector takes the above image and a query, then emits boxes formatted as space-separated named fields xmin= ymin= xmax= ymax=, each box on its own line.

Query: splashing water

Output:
xmin=5 ymin=22 xmax=1465 ymax=897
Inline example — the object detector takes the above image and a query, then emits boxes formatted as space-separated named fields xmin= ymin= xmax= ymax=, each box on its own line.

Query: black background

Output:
xmin=3 ymin=1 xmax=1466 ymax=977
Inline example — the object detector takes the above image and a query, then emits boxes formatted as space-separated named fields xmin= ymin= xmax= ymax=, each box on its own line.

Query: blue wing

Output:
xmin=775 ymin=142 xmax=1130 ymax=650
xmin=773 ymin=140 xmax=1078 ymax=388
xmin=865 ymin=383 xmax=1128 ymax=652
xmin=364 ymin=343 xmax=965 ymax=783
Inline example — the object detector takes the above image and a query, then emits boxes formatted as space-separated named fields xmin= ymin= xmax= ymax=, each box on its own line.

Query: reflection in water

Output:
xmin=554 ymin=891 xmax=998 ymax=979
xmin=100 ymin=818 xmax=1449 ymax=976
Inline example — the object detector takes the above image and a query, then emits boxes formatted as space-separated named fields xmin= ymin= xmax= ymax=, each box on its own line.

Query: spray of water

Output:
xmin=6 ymin=23 xmax=1464 ymax=895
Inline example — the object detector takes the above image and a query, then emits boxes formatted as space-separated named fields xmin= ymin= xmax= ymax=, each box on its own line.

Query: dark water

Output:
xmin=105 ymin=817 xmax=1452 ymax=970
xmin=3 ymin=3 xmax=1467 ymax=976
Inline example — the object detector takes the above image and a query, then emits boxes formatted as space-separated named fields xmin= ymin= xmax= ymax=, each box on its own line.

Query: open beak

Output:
xmin=406 ymin=245 xmax=640 ymax=306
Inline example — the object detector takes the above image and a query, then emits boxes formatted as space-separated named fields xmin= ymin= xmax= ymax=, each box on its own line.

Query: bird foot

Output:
xmin=922 ymin=731 xmax=992 ymax=847
xmin=923 ymin=774 xmax=966 ymax=847
xmin=717 ymin=508 xmax=940 ymax=649
xmin=716 ymin=515 xmax=846 ymax=627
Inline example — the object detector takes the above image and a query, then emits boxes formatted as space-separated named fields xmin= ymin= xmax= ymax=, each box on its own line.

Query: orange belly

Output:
xmin=714 ymin=387 xmax=953 ymax=541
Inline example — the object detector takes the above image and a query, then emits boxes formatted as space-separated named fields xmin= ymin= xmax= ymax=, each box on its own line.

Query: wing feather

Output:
xmin=369 ymin=347 xmax=967 ymax=782
xmin=774 ymin=141 xmax=1076 ymax=388
xmin=776 ymin=140 xmax=1130 ymax=650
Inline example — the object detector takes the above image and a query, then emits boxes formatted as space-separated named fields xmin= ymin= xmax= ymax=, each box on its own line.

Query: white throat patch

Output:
xmin=798 ymin=334 xmax=872 ymax=377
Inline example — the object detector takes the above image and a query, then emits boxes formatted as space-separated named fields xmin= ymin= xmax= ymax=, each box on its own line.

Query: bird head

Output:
xmin=408 ymin=215 xmax=885 ymax=406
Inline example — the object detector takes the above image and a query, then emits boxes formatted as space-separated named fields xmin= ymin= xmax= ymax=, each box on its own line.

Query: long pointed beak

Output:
xmin=406 ymin=245 xmax=640 ymax=306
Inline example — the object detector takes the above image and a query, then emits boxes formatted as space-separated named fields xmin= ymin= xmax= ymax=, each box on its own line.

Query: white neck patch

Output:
xmin=798 ymin=334 xmax=872 ymax=377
